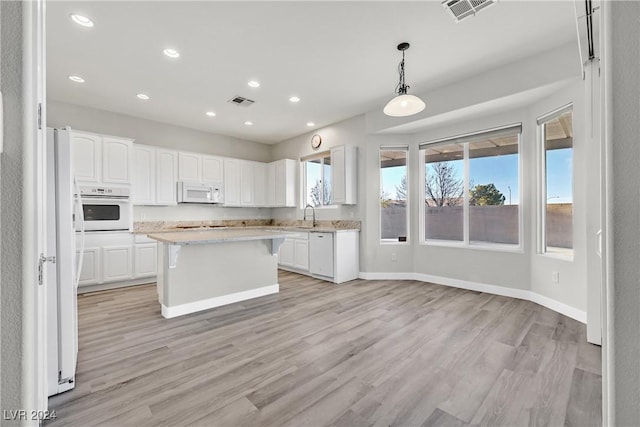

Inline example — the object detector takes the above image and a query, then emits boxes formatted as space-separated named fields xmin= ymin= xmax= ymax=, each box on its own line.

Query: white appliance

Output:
xmin=80 ymin=186 xmax=132 ymax=231
xmin=309 ymin=232 xmax=334 ymax=278
xmin=177 ymin=181 xmax=224 ymax=204
xmin=46 ymin=127 xmax=85 ymax=396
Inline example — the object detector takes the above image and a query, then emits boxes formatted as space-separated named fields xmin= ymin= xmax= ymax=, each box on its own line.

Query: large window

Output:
xmin=539 ymin=106 xmax=573 ymax=256
xmin=380 ymin=147 xmax=408 ymax=243
xmin=421 ymin=124 xmax=521 ymax=248
xmin=303 ymin=152 xmax=331 ymax=207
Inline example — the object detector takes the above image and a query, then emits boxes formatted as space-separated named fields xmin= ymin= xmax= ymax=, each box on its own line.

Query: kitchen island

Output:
xmin=147 ymin=229 xmax=290 ymax=318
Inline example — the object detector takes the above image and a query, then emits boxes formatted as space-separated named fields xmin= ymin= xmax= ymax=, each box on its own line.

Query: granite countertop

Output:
xmin=147 ymin=228 xmax=292 ymax=245
xmin=134 ymin=219 xmax=361 ymax=234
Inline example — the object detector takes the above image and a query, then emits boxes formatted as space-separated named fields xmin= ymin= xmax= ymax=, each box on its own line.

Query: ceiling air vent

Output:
xmin=442 ymin=0 xmax=497 ymax=23
xmin=227 ymin=96 xmax=255 ymax=107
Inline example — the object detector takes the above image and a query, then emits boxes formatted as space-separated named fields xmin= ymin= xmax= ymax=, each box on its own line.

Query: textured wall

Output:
xmin=1 ymin=1 xmax=24 ymax=422
xmin=611 ymin=1 xmax=640 ymax=423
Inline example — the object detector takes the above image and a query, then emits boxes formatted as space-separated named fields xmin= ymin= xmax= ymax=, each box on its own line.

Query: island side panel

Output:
xmin=159 ymin=240 xmax=279 ymax=317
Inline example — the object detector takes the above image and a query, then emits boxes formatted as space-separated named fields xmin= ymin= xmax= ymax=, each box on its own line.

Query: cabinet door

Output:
xmin=253 ymin=163 xmax=266 ymax=207
xmin=102 ymin=137 xmax=133 ymax=184
xmin=278 ymin=239 xmax=295 ymax=267
xmin=266 ymin=163 xmax=276 ymax=207
xmin=294 ymin=240 xmax=309 ymax=271
xmin=202 ymin=156 xmax=223 ymax=183
xmin=240 ymin=161 xmax=255 ymax=206
xmin=275 ymin=160 xmax=286 ymax=206
xmin=72 ymin=133 xmax=101 ymax=183
xmin=133 ymin=145 xmax=155 ymax=205
xmin=224 ymin=159 xmax=240 ymax=206
xmin=178 ymin=152 xmax=202 ymax=182
xmin=77 ymin=247 xmax=101 ymax=286
xmin=156 ymin=149 xmax=178 ymax=205
xmin=134 ymin=243 xmax=157 ymax=278
xmin=102 ymin=245 xmax=133 ymax=282
xmin=331 ymin=146 xmax=346 ymax=204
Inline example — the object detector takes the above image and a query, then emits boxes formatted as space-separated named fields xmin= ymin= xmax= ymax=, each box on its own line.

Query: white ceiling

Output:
xmin=46 ymin=1 xmax=577 ymax=144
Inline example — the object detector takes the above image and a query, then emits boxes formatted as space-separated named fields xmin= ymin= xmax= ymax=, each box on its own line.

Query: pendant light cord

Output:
xmin=396 ymin=50 xmax=409 ymax=95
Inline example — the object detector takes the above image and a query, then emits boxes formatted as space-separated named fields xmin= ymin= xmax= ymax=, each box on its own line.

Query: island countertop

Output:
xmin=147 ymin=228 xmax=291 ymax=245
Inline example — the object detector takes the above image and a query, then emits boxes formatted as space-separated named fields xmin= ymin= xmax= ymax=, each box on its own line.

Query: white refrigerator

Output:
xmin=46 ymin=127 xmax=84 ymax=396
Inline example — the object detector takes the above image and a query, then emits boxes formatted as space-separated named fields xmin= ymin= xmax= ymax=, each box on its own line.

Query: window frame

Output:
xmin=419 ymin=123 xmax=524 ymax=253
xmin=379 ymin=145 xmax=410 ymax=245
xmin=536 ymin=103 xmax=574 ymax=260
xmin=300 ymin=150 xmax=333 ymax=209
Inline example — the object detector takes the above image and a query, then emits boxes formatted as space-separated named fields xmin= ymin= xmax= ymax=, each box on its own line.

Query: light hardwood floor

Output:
xmin=48 ymin=271 xmax=602 ymax=427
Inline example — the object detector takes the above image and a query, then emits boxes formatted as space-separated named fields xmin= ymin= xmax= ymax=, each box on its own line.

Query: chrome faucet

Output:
xmin=303 ymin=204 xmax=317 ymax=227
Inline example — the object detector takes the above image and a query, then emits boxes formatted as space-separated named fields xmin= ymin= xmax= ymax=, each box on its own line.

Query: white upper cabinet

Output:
xmin=223 ymin=159 xmax=241 ymax=206
xmin=178 ymin=152 xmax=202 ymax=182
xmin=266 ymin=163 xmax=277 ymax=207
xmin=202 ymin=156 xmax=223 ymax=183
xmin=331 ymin=145 xmax=357 ymax=205
xmin=72 ymin=132 xmax=102 ymax=183
xmin=133 ymin=145 xmax=155 ymax=205
xmin=102 ymin=137 xmax=133 ymax=184
xmin=253 ymin=163 xmax=266 ymax=207
xmin=240 ymin=161 xmax=255 ymax=206
xmin=271 ymin=159 xmax=296 ymax=208
xmin=73 ymin=131 xmax=133 ymax=186
xmin=156 ymin=149 xmax=178 ymax=205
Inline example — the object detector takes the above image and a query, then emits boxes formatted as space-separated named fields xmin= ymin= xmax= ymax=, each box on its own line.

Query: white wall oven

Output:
xmin=80 ymin=186 xmax=132 ymax=231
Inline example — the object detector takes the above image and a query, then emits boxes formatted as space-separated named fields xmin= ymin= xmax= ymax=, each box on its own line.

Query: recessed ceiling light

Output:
xmin=206 ymin=111 xmax=216 ymax=117
xmin=244 ymin=121 xmax=253 ymax=126
xmin=306 ymin=122 xmax=315 ymax=127
xmin=137 ymin=93 xmax=150 ymax=100
xmin=70 ymin=14 xmax=94 ymax=28
xmin=163 ymin=48 xmax=180 ymax=59
xmin=247 ymin=81 xmax=260 ymax=88
xmin=289 ymin=96 xmax=301 ymax=103
xmin=68 ymin=75 xmax=85 ymax=83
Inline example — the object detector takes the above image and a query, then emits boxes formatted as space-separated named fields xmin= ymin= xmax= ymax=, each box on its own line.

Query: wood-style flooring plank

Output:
xmin=47 ymin=270 xmax=601 ymax=427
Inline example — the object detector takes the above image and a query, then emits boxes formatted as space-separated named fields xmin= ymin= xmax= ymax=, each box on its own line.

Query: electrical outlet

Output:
xmin=391 ymin=253 xmax=397 ymax=262
xmin=552 ymin=271 xmax=560 ymax=283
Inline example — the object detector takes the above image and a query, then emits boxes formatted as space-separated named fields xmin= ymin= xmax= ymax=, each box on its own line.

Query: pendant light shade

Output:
xmin=383 ymin=94 xmax=426 ymax=117
xmin=383 ymin=42 xmax=425 ymax=117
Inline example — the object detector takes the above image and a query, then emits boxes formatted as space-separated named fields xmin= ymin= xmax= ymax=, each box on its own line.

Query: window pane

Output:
xmin=544 ymin=110 xmax=573 ymax=253
xmin=322 ymin=155 xmax=332 ymax=205
xmin=468 ymin=134 xmax=519 ymax=245
xmin=380 ymin=149 xmax=408 ymax=242
xmin=306 ymin=160 xmax=322 ymax=207
xmin=424 ymin=144 xmax=464 ymax=241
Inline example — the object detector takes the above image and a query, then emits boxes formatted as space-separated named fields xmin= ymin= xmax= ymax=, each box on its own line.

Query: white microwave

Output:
xmin=177 ymin=181 xmax=224 ymax=204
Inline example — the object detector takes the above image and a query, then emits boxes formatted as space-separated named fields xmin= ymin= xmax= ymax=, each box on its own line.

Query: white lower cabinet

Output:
xmin=134 ymin=243 xmax=157 ymax=278
xmin=77 ymin=232 xmax=157 ymax=289
xmin=102 ymin=245 xmax=133 ymax=282
xmin=280 ymin=230 xmax=359 ymax=284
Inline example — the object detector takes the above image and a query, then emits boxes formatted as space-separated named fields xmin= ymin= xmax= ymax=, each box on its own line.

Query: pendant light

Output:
xmin=383 ymin=42 xmax=426 ymax=117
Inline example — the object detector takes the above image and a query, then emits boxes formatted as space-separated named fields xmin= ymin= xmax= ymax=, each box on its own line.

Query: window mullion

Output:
xmin=463 ymin=143 xmax=470 ymax=245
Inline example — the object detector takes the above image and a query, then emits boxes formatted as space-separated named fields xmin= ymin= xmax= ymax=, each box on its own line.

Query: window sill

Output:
xmin=380 ymin=239 xmax=410 ymax=246
xmin=421 ymin=239 xmax=523 ymax=254
xmin=539 ymin=249 xmax=574 ymax=262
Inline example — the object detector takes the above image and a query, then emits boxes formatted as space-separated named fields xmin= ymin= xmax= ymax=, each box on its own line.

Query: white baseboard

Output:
xmin=161 ymin=284 xmax=279 ymax=319
xmin=78 ymin=277 xmax=156 ymax=294
xmin=359 ymin=271 xmax=586 ymax=324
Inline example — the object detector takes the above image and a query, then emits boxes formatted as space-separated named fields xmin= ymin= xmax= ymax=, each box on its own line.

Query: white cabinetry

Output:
xmin=254 ymin=163 xmax=267 ymax=207
xmin=202 ymin=156 xmax=223 ymax=183
xmin=102 ymin=245 xmax=133 ymax=282
xmin=73 ymin=131 xmax=133 ymax=185
xmin=278 ymin=232 xmax=309 ymax=272
xmin=240 ymin=161 xmax=255 ymax=206
xmin=155 ymin=149 xmax=178 ymax=205
xmin=134 ymin=243 xmax=157 ymax=278
xmin=268 ymin=159 xmax=296 ymax=208
xmin=178 ymin=152 xmax=202 ymax=182
xmin=77 ymin=232 xmax=157 ymax=291
xmin=133 ymin=145 xmax=178 ymax=206
xmin=331 ymin=145 xmax=357 ymax=205
xmin=224 ymin=159 xmax=241 ymax=206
